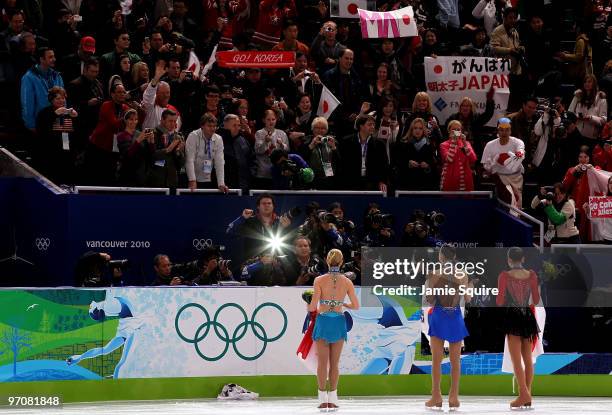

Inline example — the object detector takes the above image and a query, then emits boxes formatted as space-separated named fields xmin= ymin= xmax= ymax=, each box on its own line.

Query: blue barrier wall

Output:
xmin=0 ymin=178 xmax=533 ymax=286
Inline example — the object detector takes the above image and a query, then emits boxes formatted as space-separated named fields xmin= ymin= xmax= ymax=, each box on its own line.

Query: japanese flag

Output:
xmin=330 ymin=0 xmax=375 ymax=19
xmin=186 ymin=51 xmax=201 ymax=79
xmin=317 ymin=85 xmax=341 ymax=119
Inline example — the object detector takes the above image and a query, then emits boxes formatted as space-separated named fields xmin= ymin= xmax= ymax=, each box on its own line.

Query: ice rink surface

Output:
xmin=1 ymin=396 xmax=612 ymax=415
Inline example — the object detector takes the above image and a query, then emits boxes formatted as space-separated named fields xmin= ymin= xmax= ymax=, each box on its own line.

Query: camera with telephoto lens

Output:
xmin=366 ymin=210 xmax=394 ymax=228
xmin=403 ymin=209 xmax=445 ymax=246
xmin=305 ymin=257 xmax=326 ymax=275
xmin=108 ymin=259 xmax=130 ymax=270
xmin=317 ymin=209 xmax=337 ymax=225
xmin=280 ymin=159 xmax=299 ymax=175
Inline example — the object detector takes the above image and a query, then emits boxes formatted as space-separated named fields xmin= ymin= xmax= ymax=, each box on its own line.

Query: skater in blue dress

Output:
xmin=309 ymin=249 xmax=359 ymax=411
xmin=424 ymin=245 xmax=472 ymax=411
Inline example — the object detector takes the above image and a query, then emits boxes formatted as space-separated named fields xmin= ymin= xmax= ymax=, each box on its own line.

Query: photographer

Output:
xmin=190 ymin=246 xmax=234 ymax=285
xmin=270 ymin=148 xmax=314 ymax=190
xmin=328 ymin=202 xmax=358 ymax=259
xmin=226 ymin=193 xmax=293 ymax=261
xmin=531 ymin=183 xmax=580 ymax=244
xmin=298 ymin=117 xmax=341 ymax=189
xmin=299 ymin=202 xmax=344 ymax=258
xmin=359 ymin=203 xmax=394 ymax=247
xmin=74 ymin=252 xmax=128 ymax=287
xmin=532 ymin=101 xmax=562 ymax=184
xmin=285 ymin=236 xmax=326 ymax=286
xmin=151 ymin=254 xmax=182 ymax=286
xmin=401 ymin=209 xmax=445 ymax=247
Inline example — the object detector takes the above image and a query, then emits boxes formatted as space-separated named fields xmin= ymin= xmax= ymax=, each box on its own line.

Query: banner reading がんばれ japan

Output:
xmin=425 ymin=56 xmax=511 ymax=127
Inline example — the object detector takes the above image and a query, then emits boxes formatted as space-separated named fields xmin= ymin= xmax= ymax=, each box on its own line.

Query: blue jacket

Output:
xmin=21 ymin=65 xmax=64 ymax=129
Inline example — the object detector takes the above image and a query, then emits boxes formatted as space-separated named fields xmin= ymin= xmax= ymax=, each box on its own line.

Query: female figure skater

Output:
xmin=309 ymin=249 xmax=359 ymax=410
xmin=425 ymin=245 xmax=471 ymax=411
xmin=497 ymin=247 xmax=541 ymax=409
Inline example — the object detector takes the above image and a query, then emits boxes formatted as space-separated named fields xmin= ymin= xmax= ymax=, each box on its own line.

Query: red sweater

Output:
xmin=90 ymin=101 xmax=129 ymax=152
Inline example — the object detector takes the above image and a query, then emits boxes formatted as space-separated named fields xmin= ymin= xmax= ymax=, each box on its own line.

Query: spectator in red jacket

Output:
xmin=253 ymin=0 xmax=296 ymax=50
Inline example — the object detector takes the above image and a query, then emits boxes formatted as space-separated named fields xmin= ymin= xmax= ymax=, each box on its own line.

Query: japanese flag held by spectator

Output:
xmin=186 ymin=51 xmax=201 ymax=79
xmin=317 ymin=85 xmax=341 ymax=119
xmin=330 ymin=0 xmax=375 ymax=19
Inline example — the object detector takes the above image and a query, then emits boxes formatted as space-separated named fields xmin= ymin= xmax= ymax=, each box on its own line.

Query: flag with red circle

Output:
xmin=330 ymin=0 xmax=375 ymax=19
xmin=317 ymin=85 xmax=341 ymax=119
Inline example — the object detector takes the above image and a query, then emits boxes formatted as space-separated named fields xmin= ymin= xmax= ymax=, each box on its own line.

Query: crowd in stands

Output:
xmin=1 ymin=0 xmax=612 ymax=246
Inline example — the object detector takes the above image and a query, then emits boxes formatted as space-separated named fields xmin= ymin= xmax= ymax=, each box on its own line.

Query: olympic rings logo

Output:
xmin=192 ymin=238 xmax=213 ymax=250
xmin=555 ymin=263 xmax=572 ymax=276
xmin=35 ymin=238 xmax=51 ymax=251
xmin=175 ymin=302 xmax=288 ymax=361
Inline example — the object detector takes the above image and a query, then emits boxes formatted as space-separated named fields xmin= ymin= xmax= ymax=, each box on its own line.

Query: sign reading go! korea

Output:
xmin=425 ymin=56 xmax=511 ymax=127
xmin=216 ymin=51 xmax=295 ymax=68
xmin=589 ymin=196 xmax=612 ymax=218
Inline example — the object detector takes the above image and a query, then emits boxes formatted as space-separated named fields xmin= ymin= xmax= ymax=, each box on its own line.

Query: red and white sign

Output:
xmin=358 ymin=6 xmax=418 ymax=39
xmin=589 ymin=196 xmax=612 ymax=218
xmin=216 ymin=51 xmax=296 ymax=68
xmin=317 ymin=85 xmax=340 ymax=119
xmin=330 ymin=0 xmax=375 ymax=19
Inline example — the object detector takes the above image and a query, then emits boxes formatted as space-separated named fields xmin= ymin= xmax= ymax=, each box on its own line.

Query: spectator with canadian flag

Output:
xmin=481 ymin=117 xmax=525 ymax=208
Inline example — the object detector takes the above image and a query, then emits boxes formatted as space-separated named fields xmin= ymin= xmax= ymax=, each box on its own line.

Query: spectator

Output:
xmin=523 ymin=14 xmax=555 ymax=89
xmin=339 ymin=114 xmax=388 ymax=192
xmin=87 ymin=82 xmax=130 ymax=185
xmin=322 ymin=49 xmax=364 ymax=133
xmin=226 ymin=193 xmax=292 ymax=261
xmin=440 ymin=120 xmax=477 ymax=191
xmin=472 ymin=0 xmax=511 ymax=36
xmin=219 ymin=113 xmax=254 ymax=192
xmin=21 ymin=47 xmax=64 ymax=131
xmin=185 ymin=113 xmax=228 ymax=191
xmin=568 ymin=74 xmax=607 ymax=140
xmin=459 ymin=27 xmax=492 ymax=57
xmin=481 ymin=117 xmax=526 ymax=208
xmin=562 ymin=150 xmax=596 ymax=240
xmin=128 ymin=61 xmax=150 ymax=102
xmin=142 ymin=61 xmax=182 ymax=130
xmin=392 ymin=117 xmax=437 ymax=191
xmin=272 ymin=20 xmax=309 ymax=55
xmin=404 ymin=92 xmax=443 ymax=146
xmin=531 ymin=182 xmax=580 ymax=244
xmin=446 ymin=87 xmax=495 ymax=145
xmin=151 ymin=254 xmax=182 ymax=286
xmin=254 ymin=109 xmax=289 ymax=189
xmin=67 ymin=58 xmax=104 ymax=150
xmin=532 ymin=105 xmax=562 ymax=184
xmin=299 ymin=116 xmax=341 ymax=190
xmin=374 ymin=96 xmax=400 ymax=161
xmin=367 ymin=62 xmax=400 ymax=109
xmin=270 ymin=147 xmax=312 ymax=190
xmin=60 ymin=35 xmax=97 ymax=84
xmin=234 ymin=98 xmax=256 ymax=144
xmin=490 ymin=7 xmax=524 ymax=110
xmin=253 ymin=0 xmax=297 ymax=50
xmin=170 ymin=0 xmax=198 ymax=42
xmin=147 ymin=108 xmax=185 ymax=188
xmin=310 ymin=21 xmax=345 ymax=74
xmin=116 ymin=109 xmax=152 ymax=186
xmin=509 ymin=96 xmax=538 ymax=166
xmin=100 ymin=29 xmax=141 ymax=83
xmin=557 ymin=26 xmax=593 ymax=88
xmin=34 ymin=86 xmax=78 ymax=184
xmin=286 ymin=92 xmax=316 ymax=148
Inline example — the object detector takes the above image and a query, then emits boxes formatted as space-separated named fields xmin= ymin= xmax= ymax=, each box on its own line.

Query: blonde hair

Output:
xmin=447 ymin=119 xmax=463 ymax=133
xmin=401 ymin=117 xmax=425 ymax=142
xmin=458 ymin=97 xmax=476 ymax=115
xmin=326 ymin=249 xmax=344 ymax=267
xmin=412 ymin=92 xmax=432 ymax=113
xmin=131 ymin=61 xmax=149 ymax=85
xmin=311 ymin=116 xmax=329 ymax=131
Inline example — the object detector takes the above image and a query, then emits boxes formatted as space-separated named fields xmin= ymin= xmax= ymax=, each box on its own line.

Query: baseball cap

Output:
xmin=80 ymin=36 xmax=96 ymax=54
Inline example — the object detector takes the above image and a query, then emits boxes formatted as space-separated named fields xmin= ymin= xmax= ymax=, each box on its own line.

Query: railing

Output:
xmin=74 ymin=186 xmax=170 ymax=195
xmin=249 ymin=189 xmax=387 ymax=197
xmin=550 ymin=244 xmax=612 ymax=254
xmin=395 ymin=190 xmax=493 ymax=198
xmin=176 ymin=188 xmax=243 ymax=195
xmin=497 ymin=198 xmax=545 ymax=252
xmin=0 ymin=147 xmax=66 ymax=195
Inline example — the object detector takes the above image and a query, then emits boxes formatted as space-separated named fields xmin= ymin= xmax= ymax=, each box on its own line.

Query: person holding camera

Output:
xmin=190 ymin=247 xmax=234 ymax=285
xmin=226 ymin=193 xmax=292 ymax=261
xmin=531 ymin=183 xmax=580 ymax=244
xmin=440 ymin=120 xmax=477 ymax=191
xmin=254 ymin=109 xmax=290 ymax=189
xmin=298 ymin=117 xmax=341 ymax=189
xmin=568 ymin=74 xmax=608 ymax=140
xmin=151 ymin=254 xmax=182 ymax=286
xmin=185 ymin=113 xmax=228 ymax=192
xmin=532 ymin=102 xmax=562 ymax=184
xmin=117 ymin=109 xmax=152 ymax=186
xmin=481 ymin=117 xmax=525 ymax=208
xmin=360 ymin=203 xmax=394 ymax=247
xmin=562 ymin=149 xmax=597 ymax=239
xmin=270 ymin=148 xmax=313 ymax=190
xmin=285 ymin=236 xmax=326 ymax=286
xmin=299 ymin=202 xmax=344 ymax=258
xmin=74 ymin=251 xmax=126 ymax=287
xmin=146 ymin=108 xmax=185 ymax=188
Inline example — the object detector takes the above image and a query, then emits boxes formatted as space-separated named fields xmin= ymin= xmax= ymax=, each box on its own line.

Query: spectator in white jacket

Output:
xmin=472 ymin=0 xmax=512 ymax=36
xmin=254 ymin=109 xmax=289 ymax=189
xmin=481 ymin=117 xmax=525 ymax=208
xmin=568 ymin=74 xmax=607 ymax=140
xmin=141 ymin=60 xmax=182 ymax=130
xmin=185 ymin=113 xmax=228 ymax=192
